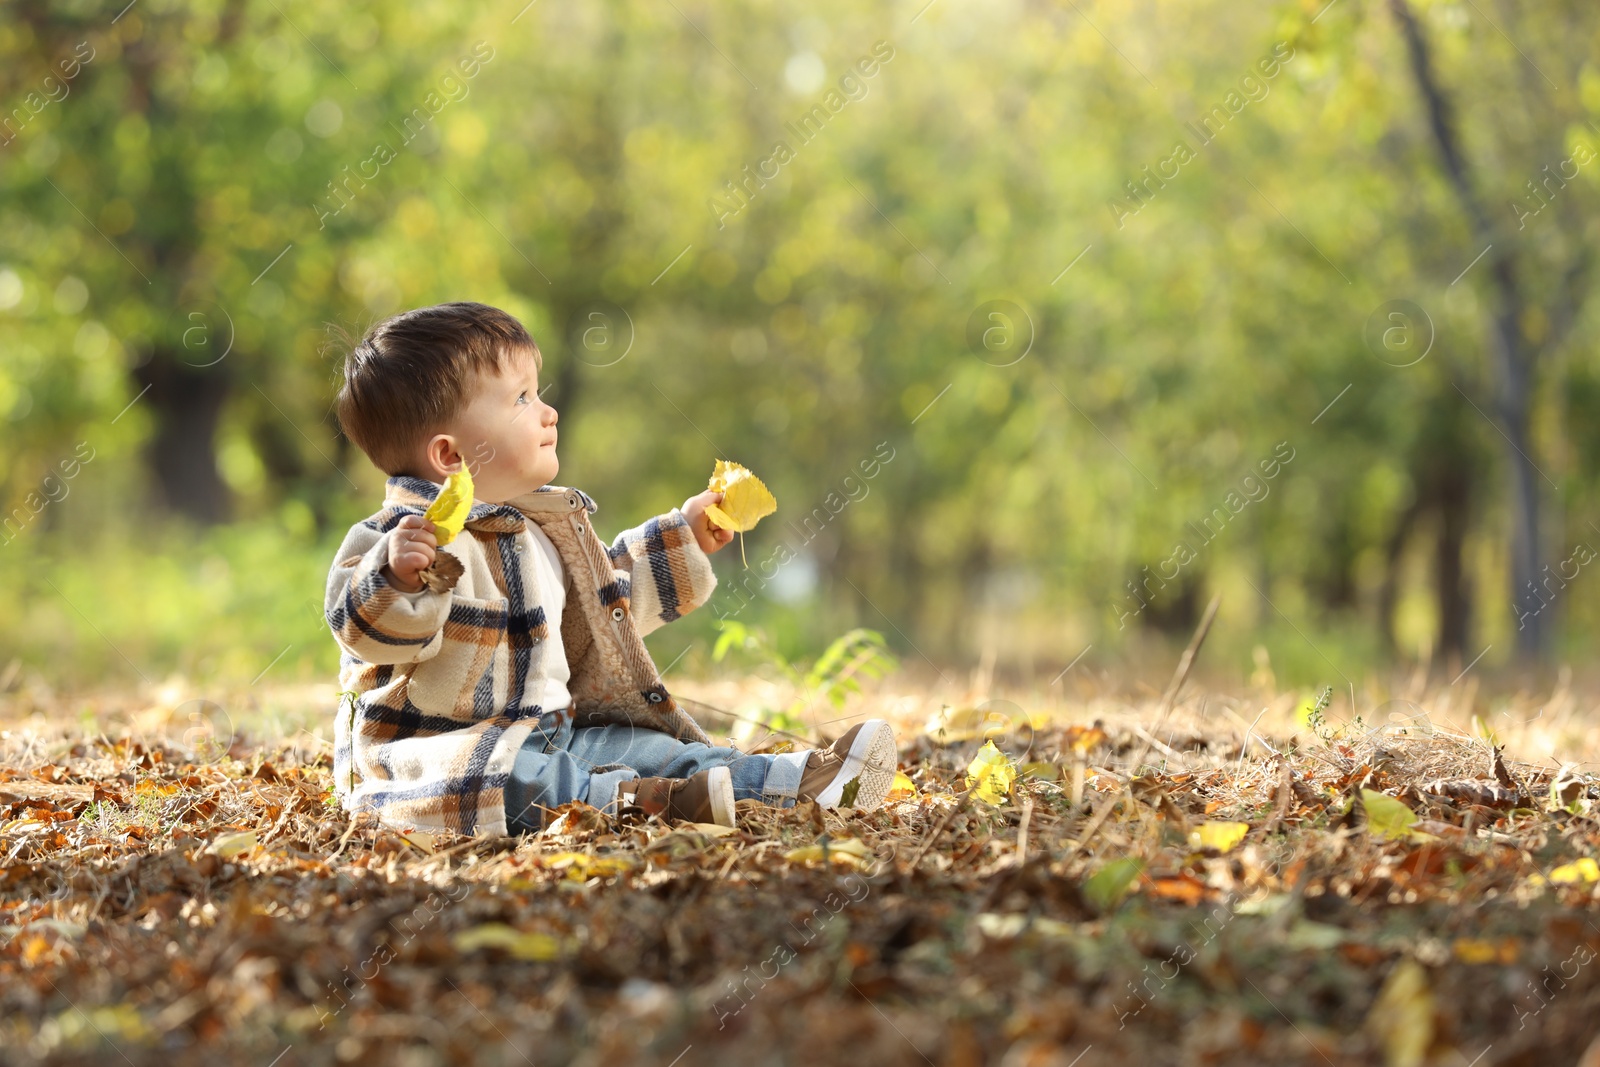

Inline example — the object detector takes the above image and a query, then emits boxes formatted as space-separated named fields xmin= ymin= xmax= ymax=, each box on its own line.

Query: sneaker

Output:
xmin=796 ymin=719 xmax=898 ymax=812
xmin=615 ymin=766 xmax=736 ymax=827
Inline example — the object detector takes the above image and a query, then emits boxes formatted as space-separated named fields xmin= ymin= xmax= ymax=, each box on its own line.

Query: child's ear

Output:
xmin=422 ymin=433 xmax=463 ymax=478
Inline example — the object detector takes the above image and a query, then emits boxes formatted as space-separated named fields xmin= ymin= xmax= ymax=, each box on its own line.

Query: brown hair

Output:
xmin=334 ymin=302 xmax=541 ymax=476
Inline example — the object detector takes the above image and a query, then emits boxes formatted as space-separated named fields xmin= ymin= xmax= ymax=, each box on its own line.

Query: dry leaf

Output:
xmin=418 ymin=550 xmax=464 ymax=594
xmin=539 ymin=852 xmax=636 ymax=879
xmin=887 ymin=771 xmax=918 ymax=799
xmin=1361 ymin=790 xmax=1436 ymax=843
xmin=1083 ymin=857 xmax=1143 ymax=913
xmin=452 ymin=923 xmax=569 ymax=961
xmin=1364 ymin=958 xmax=1433 ymax=1067
xmin=1190 ymin=821 xmax=1250 ymax=853
xmin=785 ymin=837 xmax=872 ymax=868
xmin=207 ymin=830 xmax=258 ymax=858
xmin=966 ymin=740 xmax=1015 ymax=805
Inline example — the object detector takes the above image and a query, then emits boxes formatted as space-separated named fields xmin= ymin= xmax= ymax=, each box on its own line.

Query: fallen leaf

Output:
xmin=1548 ymin=857 xmax=1599 ymax=884
xmin=887 ymin=771 xmax=918 ymax=799
xmin=206 ymin=830 xmax=258 ymax=858
xmin=452 ymin=923 xmax=568 ymax=961
xmin=1083 ymin=857 xmax=1143 ymax=913
xmin=1190 ymin=821 xmax=1250 ymax=853
xmin=1364 ymin=958 xmax=1433 ymax=1067
xmin=539 ymin=852 xmax=637 ymax=879
xmin=1020 ymin=761 xmax=1060 ymax=782
xmin=1065 ymin=725 xmax=1107 ymax=753
xmin=397 ymin=830 xmax=436 ymax=854
xmin=1361 ymin=790 xmax=1436 ymax=843
xmin=1286 ymin=919 xmax=1347 ymax=950
xmin=1146 ymin=873 xmax=1208 ymax=905
xmin=785 ymin=837 xmax=872 ymax=868
xmin=1451 ymin=938 xmax=1519 ymax=964
xmin=966 ymin=740 xmax=1016 ymax=805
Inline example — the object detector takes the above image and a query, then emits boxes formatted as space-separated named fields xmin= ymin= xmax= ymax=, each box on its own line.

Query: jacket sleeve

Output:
xmin=606 ymin=507 xmax=719 ymax=637
xmin=324 ymin=516 xmax=452 ymax=665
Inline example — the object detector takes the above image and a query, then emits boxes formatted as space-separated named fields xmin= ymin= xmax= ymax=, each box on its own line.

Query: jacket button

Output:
xmin=611 ymin=606 xmax=625 ymax=621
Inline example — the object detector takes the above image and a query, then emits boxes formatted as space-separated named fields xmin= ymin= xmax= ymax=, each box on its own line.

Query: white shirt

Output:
xmin=526 ymin=524 xmax=572 ymax=713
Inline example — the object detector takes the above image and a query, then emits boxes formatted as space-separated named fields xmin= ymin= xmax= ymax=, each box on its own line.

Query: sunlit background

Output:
xmin=3 ymin=0 xmax=1598 ymax=706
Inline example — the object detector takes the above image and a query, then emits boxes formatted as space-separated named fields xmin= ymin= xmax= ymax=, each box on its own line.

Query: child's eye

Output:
xmin=516 ymin=391 xmax=529 ymax=404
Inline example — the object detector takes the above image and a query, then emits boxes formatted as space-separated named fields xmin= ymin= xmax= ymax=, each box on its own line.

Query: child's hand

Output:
xmin=383 ymin=515 xmax=438 ymax=593
xmin=681 ymin=490 xmax=736 ymax=555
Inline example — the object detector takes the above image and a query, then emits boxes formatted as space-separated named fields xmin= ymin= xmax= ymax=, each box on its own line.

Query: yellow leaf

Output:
xmin=423 ymin=465 xmax=475 ymax=546
xmin=1083 ymin=857 xmax=1143 ymax=913
xmin=397 ymin=831 xmax=436 ymax=854
xmin=207 ymin=830 xmax=258 ymax=858
xmin=1190 ymin=821 xmax=1250 ymax=853
xmin=1020 ymin=761 xmax=1060 ymax=782
xmin=1364 ymin=959 xmax=1434 ymax=1067
xmin=887 ymin=771 xmax=918 ymax=799
xmin=784 ymin=837 xmax=872 ymax=867
xmin=705 ymin=460 xmax=777 ymax=532
xmin=1361 ymin=790 xmax=1436 ymax=843
xmin=1452 ymin=939 xmax=1499 ymax=965
xmin=452 ymin=923 xmax=568 ymax=961
xmin=540 ymin=852 xmax=636 ymax=879
xmin=1549 ymin=857 xmax=1600 ymax=884
xmin=965 ymin=740 xmax=1016 ymax=805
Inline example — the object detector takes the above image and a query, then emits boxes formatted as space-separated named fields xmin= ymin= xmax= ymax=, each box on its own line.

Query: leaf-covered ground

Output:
xmin=4 ymin=673 xmax=1600 ymax=1066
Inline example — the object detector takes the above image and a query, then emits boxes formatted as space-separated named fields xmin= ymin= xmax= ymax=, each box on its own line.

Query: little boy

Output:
xmin=324 ymin=302 xmax=897 ymax=836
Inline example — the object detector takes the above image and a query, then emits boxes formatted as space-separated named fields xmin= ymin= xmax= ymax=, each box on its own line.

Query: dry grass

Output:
xmin=3 ymin=665 xmax=1600 ymax=1066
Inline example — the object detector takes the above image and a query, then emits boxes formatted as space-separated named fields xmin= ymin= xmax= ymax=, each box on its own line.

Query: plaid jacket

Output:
xmin=324 ymin=476 xmax=718 ymax=836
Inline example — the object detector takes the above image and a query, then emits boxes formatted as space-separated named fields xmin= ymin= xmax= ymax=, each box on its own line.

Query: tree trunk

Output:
xmin=1434 ymin=460 xmax=1471 ymax=659
xmin=132 ymin=354 xmax=233 ymax=524
xmin=1389 ymin=0 xmax=1546 ymax=659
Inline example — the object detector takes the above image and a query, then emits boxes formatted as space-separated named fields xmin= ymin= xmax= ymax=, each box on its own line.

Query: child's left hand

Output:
xmin=681 ymin=489 xmax=736 ymax=555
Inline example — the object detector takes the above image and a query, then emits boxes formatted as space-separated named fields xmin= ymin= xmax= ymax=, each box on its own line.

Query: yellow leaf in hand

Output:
xmin=705 ymin=460 xmax=777 ymax=532
xmin=424 ymin=465 xmax=475 ymax=546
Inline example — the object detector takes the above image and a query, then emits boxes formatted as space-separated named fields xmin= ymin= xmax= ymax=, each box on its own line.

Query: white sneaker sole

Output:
xmin=706 ymin=765 xmax=737 ymax=827
xmin=814 ymin=720 xmax=897 ymax=811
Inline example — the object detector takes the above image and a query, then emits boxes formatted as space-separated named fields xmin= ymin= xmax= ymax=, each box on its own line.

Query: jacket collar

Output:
xmin=383 ymin=475 xmax=598 ymax=534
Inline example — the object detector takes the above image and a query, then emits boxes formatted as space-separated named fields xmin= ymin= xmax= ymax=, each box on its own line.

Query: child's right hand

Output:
xmin=383 ymin=515 xmax=438 ymax=593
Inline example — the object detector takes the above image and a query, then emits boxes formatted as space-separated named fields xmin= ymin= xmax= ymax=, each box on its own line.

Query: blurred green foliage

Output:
xmin=1 ymin=0 xmax=1597 ymax=691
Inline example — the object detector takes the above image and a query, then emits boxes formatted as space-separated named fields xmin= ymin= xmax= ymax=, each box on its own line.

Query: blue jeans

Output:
xmin=503 ymin=709 xmax=812 ymax=833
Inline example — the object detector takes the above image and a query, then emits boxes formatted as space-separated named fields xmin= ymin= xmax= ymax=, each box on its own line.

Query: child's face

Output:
xmin=447 ymin=348 xmax=560 ymax=503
